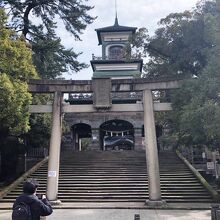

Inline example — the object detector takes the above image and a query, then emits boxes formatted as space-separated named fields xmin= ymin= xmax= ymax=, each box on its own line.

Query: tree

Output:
xmin=127 ymin=1 xmax=220 ymax=150
xmin=0 ymin=8 xmax=38 ymax=182
xmin=31 ymin=24 xmax=87 ymax=78
xmin=171 ymin=75 xmax=220 ymax=149
xmin=0 ymin=8 xmax=37 ymax=135
xmin=25 ymin=94 xmax=53 ymax=150
xmin=0 ymin=1 xmax=96 ymax=158
xmin=26 ymin=113 xmax=52 ymax=149
xmin=1 ymin=0 xmax=95 ymax=78
xmin=128 ymin=2 xmax=218 ymax=78
xmin=169 ymin=0 xmax=220 ymax=149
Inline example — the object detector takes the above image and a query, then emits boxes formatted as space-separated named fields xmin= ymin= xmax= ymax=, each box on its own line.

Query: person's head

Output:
xmin=23 ymin=178 xmax=39 ymax=194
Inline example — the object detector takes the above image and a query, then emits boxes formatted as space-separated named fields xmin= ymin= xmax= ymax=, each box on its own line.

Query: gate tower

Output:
xmin=65 ymin=17 xmax=144 ymax=151
xmin=91 ymin=16 xmax=143 ymax=79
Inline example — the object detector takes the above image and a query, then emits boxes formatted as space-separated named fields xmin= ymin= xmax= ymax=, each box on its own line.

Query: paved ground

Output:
xmin=0 ymin=202 xmax=214 ymax=209
xmin=0 ymin=209 xmax=211 ymax=220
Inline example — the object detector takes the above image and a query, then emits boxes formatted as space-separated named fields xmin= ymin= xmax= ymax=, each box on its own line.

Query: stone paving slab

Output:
xmin=0 ymin=202 xmax=213 ymax=210
xmin=0 ymin=208 xmax=211 ymax=220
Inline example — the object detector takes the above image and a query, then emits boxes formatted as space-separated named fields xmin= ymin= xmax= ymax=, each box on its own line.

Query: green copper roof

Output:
xmin=95 ymin=19 xmax=136 ymax=32
xmin=93 ymin=70 xmax=141 ymax=78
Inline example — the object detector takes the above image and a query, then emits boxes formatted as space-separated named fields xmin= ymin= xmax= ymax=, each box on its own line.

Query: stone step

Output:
xmin=32 ymin=169 xmax=191 ymax=173
xmin=14 ymin=180 xmax=202 ymax=185
xmin=12 ymin=185 xmax=205 ymax=192
xmin=10 ymin=185 xmax=206 ymax=193
xmin=54 ymin=198 xmax=213 ymax=203
xmin=57 ymin=194 xmax=211 ymax=198
xmin=0 ymin=198 xmax=212 ymax=203
xmin=28 ymin=176 xmax=199 ymax=181
xmin=0 ymin=194 xmax=212 ymax=202
xmin=30 ymin=173 xmax=195 ymax=177
xmin=4 ymin=193 xmax=210 ymax=201
xmin=29 ymin=178 xmax=198 ymax=182
xmin=0 ymin=150 xmax=214 ymax=204
xmin=32 ymin=170 xmax=191 ymax=174
xmin=7 ymin=188 xmax=208 ymax=195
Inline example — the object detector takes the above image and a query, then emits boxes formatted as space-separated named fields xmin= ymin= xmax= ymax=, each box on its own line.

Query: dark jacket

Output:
xmin=13 ymin=193 xmax=53 ymax=220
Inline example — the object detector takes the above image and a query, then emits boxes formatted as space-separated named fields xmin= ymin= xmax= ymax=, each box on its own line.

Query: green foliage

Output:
xmin=1 ymin=0 xmax=95 ymax=39
xmin=81 ymin=138 xmax=91 ymax=150
xmin=124 ymin=28 xmax=149 ymax=60
xmin=27 ymin=93 xmax=69 ymax=149
xmin=0 ymin=74 xmax=32 ymax=134
xmin=0 ymin=8 xmax=37 ymax=135
xmin=171 ymin=75 xmax=220 ymax=148
xmin=129 ymin=2 xmax=219 ymax=78
xmin=25 ymin=93 xmax=52 ymax=149
xmin=0 ymin=13 xmax=37 ymax=80
xmin=26 ymin=113 xmax=52 ymax=149
xmin=128 ymin=1 xmax=220 ymax=150
xmin=170 ymin=1 xmax=220 ymax=149
xmin=146 ymin=9 xmax=210 ymax=78
xmin=31 ymin=25 xmax=87 ymax=78
xmin=1 ymin=0 xmax=95 ymax=78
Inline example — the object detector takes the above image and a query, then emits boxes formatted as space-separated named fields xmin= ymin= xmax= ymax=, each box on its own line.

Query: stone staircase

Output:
xmin=0 ymin=150 xmax=213 ymax=204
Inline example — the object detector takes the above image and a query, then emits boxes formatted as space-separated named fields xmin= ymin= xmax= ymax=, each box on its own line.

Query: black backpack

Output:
xmin=12 ymin=202 xmax=32 ymax=220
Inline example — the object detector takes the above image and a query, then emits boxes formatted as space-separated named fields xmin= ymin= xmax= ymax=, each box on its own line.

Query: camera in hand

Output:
xmin=37 ymin=194 xmax=43 ymax=199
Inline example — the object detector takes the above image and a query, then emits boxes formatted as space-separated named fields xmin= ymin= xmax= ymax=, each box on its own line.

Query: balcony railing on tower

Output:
xmin=92 ymin=53 xmax=141 ymax=61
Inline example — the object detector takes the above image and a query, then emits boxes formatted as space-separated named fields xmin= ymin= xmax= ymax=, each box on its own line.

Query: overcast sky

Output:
xmin=59 ymin=0 xmax=199 ymax=80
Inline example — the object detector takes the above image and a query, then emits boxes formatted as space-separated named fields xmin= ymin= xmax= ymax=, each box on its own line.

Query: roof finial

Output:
xmin=114 ymin=0 xmax=119 ymax=26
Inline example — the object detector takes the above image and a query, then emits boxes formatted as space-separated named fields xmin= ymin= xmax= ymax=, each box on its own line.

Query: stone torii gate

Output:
xmin=28 ymin=77 xmax=181 ymax=206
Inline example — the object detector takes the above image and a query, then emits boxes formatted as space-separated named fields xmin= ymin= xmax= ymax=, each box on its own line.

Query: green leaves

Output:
xmin=0 ymin=9 xmax=37 ymax=135
xmin=31 ymin=29 xmax=87 ymax=78
xmin=1 ymin=0 xmax=96 ymax=79
xmin=155 ymin=1 xmax=220 ymax=149
xmin=26 ymin=113 xmax=52 ymax=149
xmin=0 ymin=74 xmax=32 ymax=134
xmin=129 ymin=1 xmax=220 ymax=149
xmin=149 ymin=12 xmax=209 ymax=77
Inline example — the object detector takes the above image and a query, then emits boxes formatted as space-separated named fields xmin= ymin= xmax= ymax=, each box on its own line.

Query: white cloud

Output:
xmin=61 ymin=0 xmax=199 ymax=80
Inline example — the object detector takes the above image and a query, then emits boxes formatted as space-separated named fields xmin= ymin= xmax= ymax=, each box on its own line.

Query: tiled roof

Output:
xmin=95 ymin=18 xmax=137 ymax=44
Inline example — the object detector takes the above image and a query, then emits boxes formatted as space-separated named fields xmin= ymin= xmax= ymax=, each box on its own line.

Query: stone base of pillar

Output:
xmin=145 ymin=200 xmax=167 ymax=208
xmin=49 ymin=200 xmax=62 ymax=205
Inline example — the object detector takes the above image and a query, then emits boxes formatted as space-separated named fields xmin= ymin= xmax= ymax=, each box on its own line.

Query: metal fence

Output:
xmin=212 ymin=204 xmax=220 ymax=220
xmin=26 ymin=148 xmax=48 ymax=158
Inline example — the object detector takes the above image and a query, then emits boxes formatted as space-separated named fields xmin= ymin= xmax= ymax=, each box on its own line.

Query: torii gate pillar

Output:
xmin=46 ymin=91 xmax=62 ymax=203
xmin=143 ymin=89 xmax=166 ymax=206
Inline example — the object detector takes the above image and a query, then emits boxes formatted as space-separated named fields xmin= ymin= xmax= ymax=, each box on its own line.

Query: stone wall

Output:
xmin=63 ymin=111 xmax=145 ymax=151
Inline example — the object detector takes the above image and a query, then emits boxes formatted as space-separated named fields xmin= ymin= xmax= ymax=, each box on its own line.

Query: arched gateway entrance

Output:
xmin=100 ymin=119 xmax=134 ymax=150
xmin=71 ymin=123 xmax=92 ymax=151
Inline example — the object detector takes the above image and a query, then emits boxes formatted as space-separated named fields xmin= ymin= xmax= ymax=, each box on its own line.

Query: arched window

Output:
xmin=108 ymin=45 xmax=123 ymax=60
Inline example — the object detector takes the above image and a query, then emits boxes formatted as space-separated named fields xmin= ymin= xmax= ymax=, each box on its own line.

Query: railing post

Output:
xmin=134 ymin=214 xmax=140 ymax=220
xmin=211 ymin=204 xmax=220 ymax=220
xmin=24 ymin=153 xmax=27 ymax=172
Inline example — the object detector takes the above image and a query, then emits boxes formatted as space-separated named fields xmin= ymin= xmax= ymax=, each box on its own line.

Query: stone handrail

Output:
xmin=0 ymin=157 xmax=48 ymax=199
xmin=176 ymin=150 xmax=219 ymax=201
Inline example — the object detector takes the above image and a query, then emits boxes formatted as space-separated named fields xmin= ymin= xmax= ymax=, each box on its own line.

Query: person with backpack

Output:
xmin=12 ymin=178 xmax=53 ymax=220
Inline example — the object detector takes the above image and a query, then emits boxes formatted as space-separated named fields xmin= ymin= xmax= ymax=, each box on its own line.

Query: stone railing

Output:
xmin=178 ymin=145 xmax=220 ymax=179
